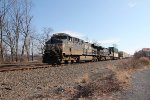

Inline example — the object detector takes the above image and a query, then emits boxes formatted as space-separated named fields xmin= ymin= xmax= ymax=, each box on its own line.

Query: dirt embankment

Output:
xmin=0 ymin=58 xmax=150 ymax=100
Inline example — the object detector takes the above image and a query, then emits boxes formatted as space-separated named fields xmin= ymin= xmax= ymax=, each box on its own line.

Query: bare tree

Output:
xmin=30 ymin=31 xmax=38 ymax=61
xmin=15 ymin=1 xmax=22 ymax=62
xmin=20 ymin=0 xmax=33 ymax=61
xmin=0 ymin=0 xmax=15 ymax=62
xmin=0 ymin=0 xmax=7 ymax=62
xmin=3 ymin=20 xmax=16 ymax=62
xmin=134 ymin=50 xmax=146 ymax=59
xmin=36 ymin=27 xmax=53 ymax=55
xmin=0 ymin=0 xmax=35 ymax=63
xmin=8 ymin=0 xmax=29 ymax=62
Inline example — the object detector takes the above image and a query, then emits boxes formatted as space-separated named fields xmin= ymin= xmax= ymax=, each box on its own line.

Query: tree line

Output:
xmin=0 ymin=0 xmax=52 ymax=63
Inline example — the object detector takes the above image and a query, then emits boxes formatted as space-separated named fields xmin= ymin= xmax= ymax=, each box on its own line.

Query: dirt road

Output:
xmin=122 ymin=68 xmax=150 ymax=100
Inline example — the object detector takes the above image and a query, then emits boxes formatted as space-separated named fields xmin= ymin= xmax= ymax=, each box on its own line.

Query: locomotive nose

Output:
xmin=49 ymin=50 xmax=59 ymax=64
xmin=43 ymin=48 xmax=62 ymax=64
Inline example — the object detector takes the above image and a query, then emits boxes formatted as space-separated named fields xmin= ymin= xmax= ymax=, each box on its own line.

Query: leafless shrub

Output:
xmin=118 ymin=57 xmax=150 ymax=70
xmin=72 ymin=84 xmax=93 ymax=99
xmin=134 ymin=50 xmax=146 ymax=59
xmin=72 ymin=74 xmax=121 ymax=99
xmin=128 ymin=58 xmax=141 ymax=69
xmin=139 ymin=57 xmax=150 ymax=66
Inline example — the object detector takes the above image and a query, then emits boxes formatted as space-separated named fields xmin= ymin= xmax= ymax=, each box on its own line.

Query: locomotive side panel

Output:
xmin=62 ymin=40 xmax=84 ymax=56
xmin=62 ymin=38 xmax=97 ymax=62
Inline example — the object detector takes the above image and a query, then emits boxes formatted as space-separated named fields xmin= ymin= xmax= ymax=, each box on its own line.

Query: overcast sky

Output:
xmin=32 ymin=0 xmax=150 ymax=54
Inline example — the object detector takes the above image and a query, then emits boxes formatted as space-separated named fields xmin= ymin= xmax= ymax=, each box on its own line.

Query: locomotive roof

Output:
xmin=53 ymin=33 xmax=71 ymax=37
xmin=53 ymin=33 xmax=84 ymax=41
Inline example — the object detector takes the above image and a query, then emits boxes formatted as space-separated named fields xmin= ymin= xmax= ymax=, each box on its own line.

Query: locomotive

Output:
xmin=43 ymin=33 xmax=119 ymax=64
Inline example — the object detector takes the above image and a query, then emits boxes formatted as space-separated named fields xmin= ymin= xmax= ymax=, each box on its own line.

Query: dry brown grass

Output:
xmin=121 ymin=57 xmax=150 ymax=69
xmin=107 ymin=57 xmax=150 ymax=89
xmin=107 ymin=64 xmax=131 ymax=89
xmin=115 ymin=70 xmax=132 ymax=89
xmin=139 ymin=57 xmax=150 ymax=66
xmin=75 ymin=73 xmax=90 ymax=84
xmin=73 ymin=72 xmax=121 ymax=99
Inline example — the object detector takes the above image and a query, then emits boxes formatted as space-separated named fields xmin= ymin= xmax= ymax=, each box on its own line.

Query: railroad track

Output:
xmin=0 ymin=63 xmax=52 ymax=72
xmin=0 ymin=60 xmax=115 ymax=72
xmin=0 ymin=62 xmax=84 ymax=72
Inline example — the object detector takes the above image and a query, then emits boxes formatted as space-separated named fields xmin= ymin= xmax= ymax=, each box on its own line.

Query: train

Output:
xmin=118 ymin=51 xmax=131 ymax=59
xmin=42 ymin=33 xmax=129 ymax=64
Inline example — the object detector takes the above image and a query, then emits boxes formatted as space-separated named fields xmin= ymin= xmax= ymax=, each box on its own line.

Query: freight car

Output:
xmin=108 ymin=47 xmax=119 ymax=60
xmin=43 ymin=33 xmax=119 ymax=64
xmin=119 ymin=51 xmax=130 ymax=59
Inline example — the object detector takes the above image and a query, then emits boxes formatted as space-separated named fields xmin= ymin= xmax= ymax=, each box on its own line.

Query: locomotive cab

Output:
xmin=43 ymin=33 xmax=67 ymax=64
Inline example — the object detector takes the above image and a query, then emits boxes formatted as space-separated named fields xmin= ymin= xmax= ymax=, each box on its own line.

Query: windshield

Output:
xmin=50 ymin=38 xmax=63 ymax=44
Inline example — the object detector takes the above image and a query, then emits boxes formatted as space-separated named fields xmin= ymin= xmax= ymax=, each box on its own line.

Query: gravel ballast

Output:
xmin=0 ymin=61 xmax=120 ymax=100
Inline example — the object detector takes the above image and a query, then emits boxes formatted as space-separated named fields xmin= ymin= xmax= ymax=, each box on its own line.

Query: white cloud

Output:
xmin=98 ymin=39 xmax=119 ymax=44
xmin=128 ymin=2 xmax=137 ymax=8
xmin=125 ymin=50 xmax=134 ymax=55
xmin=123 ymin=48 xmax=140 ymax=55
xmin=97 ymin=39 xmax=120 ymax=47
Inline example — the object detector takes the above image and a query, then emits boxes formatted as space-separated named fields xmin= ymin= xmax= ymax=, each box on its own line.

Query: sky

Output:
xmin=32 ymin=0 xmax=150 ymax=54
